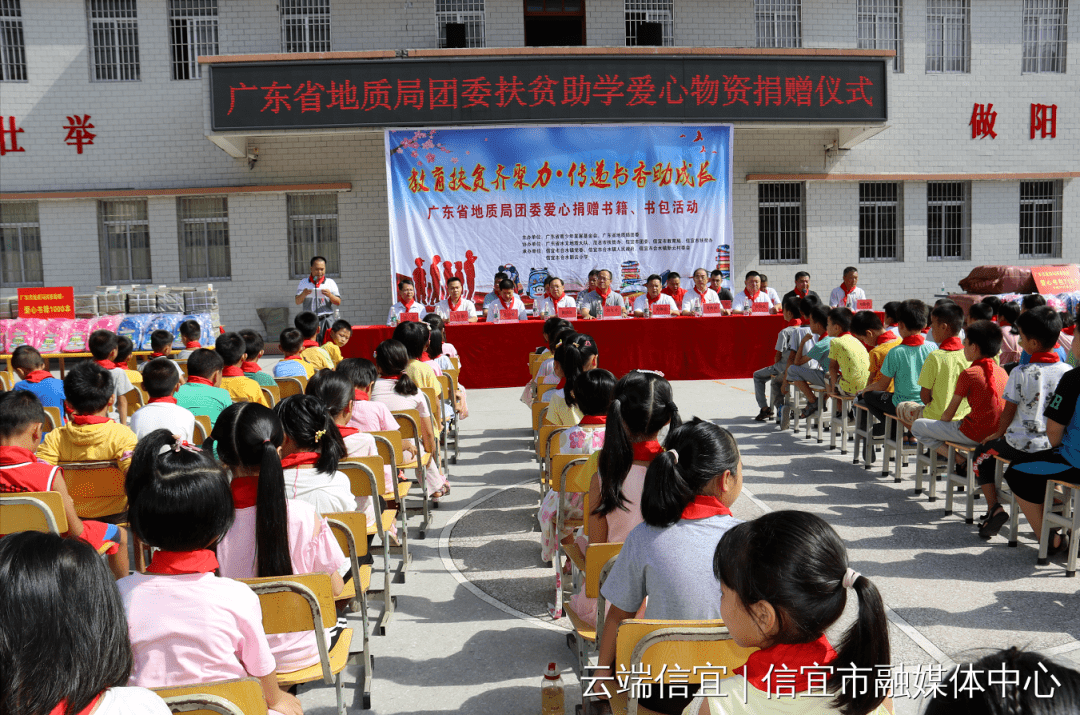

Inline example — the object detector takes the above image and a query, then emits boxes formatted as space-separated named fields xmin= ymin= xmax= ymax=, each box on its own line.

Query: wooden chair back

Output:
xmin=0 ymin=370 xmax=16 ymax=390
xmin=324 ymin=510 xmax=369 ymax=594
xmin=437 ymin=374 xmax=457 ymax=414
xmin=420 ymin=386 xmax=443 ymax=432
xmin=537 ymin=425 xmax=567 ymax=462
xmin=614 ymin=619 xmax=756 ymax=685
xmin=370 ymin=430 xmax=403 ymax=473
xmin=531 ymin=402 xmax=549 ymax=432
xmin=123 ymin=387 xmax=146 ymax=411
xmin=43 ymin=406 xmax=62 ymax=433
xmin=584 ymin=542 xmax=622 ymax=599
xmin=241 ymin=573 xmax=337 ymax=632
xmin=339 ymin=458 xmax=384 ymax=499
xmin=154 ymin=678 xmax=267 ymax=715
xmin=393 ymin=409 xmax=422 ymax=443
xmin=61 ymin=460 xmax=126 ymax=519
xmin=449 ymin=355 xmax=460 ymax=371
xmin=193 ymin=415 xmax=212 ymax=444
xmin=261 ymin=384 xmax=280 ymax=407
xmin=0 ymin=492 xmax=68 ymax=535
xmin=275 ymin=376 xmax=306 ymax=399
xmin=550 ymin=453 xmax=591 ymax=493
xmin=536 ymin=382 xmax=557 ymax=403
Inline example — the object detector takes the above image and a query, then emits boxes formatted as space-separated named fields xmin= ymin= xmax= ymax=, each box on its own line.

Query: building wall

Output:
xmin=1 ymin=0 xmax=1077 ymax=335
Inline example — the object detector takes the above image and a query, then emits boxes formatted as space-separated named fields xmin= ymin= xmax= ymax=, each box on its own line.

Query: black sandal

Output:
xmin=1047 ymin=529 xmax=1069 ymax=557
xmin=979 ymin=504 xmax=1009 ymax=539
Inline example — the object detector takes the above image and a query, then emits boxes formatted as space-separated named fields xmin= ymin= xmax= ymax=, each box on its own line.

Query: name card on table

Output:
xmin=650 ymin=303 xmax=672 ymax=316
xmin=721 ymin=300 xmax=732 ymax=311
xmin=499 ymin=309 xmax=519 ymax=323
xmin=856 ymin=299 xmax=873 ymax=311
xmin=399 ymin=312 xmax=419 ymax=322
xmin=448 ymin=310 xmax=471 ymax=325
xmin=602 ymin=305 xmax=623 ymax=319
xmin=751 ymin=302 xmax=772 ymax=315
xmin=557 ymin=307 xmax=577 ymax=319
xmin=702 ymin=302 xmax=723 ymax=316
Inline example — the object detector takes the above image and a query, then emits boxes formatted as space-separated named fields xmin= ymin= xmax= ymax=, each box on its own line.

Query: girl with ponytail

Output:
xmin=273 ymin=393 xmax=356 ymax=514
xmin=211 ymin=402 xmax=348 ymax=673
xmin=371 ymin=339 xmax=449 ymax=499
xmin=593 ymin=419 xmax=743 ymax=715
xmin=543 ymin=333 xmax=599 ymax=425
xmin=118 ymin=428 xmax=303 ymax=715
xmin=689 ymin=510 xmax=892 ymax=715
xmin=567 ymin=369 xmax=680 ymax=627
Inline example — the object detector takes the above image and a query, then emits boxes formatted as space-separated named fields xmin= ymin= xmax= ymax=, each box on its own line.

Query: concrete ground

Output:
xmin=296 ymin=379 xmax=1080 ymax=714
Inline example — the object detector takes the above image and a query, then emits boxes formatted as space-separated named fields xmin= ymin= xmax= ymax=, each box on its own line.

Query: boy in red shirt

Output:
xmin=0 ymin=390 xmax=129 ymax=579
xmin=911 ymin=320 xmax=1008 ymax=466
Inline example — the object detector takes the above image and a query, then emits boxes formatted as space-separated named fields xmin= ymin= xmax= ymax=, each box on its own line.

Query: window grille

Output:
xmin=859 ymin=183 xmax=902 ymax=262
xmin=1019 ymin=181 xmax=1063 ymax=258
xmin=1022 ymin=0 xmax=1068 ymax=73
xmin=178 ymin=197 xmax=230 ymax=280
xmin=437 ymin=0 xmax=485 ymax=48
xmin=858 ymin=0 xmax=903 ymax=72
xmin=755 ymin=0 xmax=801 ymax=49
xmin=758 ymin=183 xmax=804 ymax=264
xmin=287 ymin=194 xmax=339 ymax=278
xmin=625 ymin=0 xmax=673 ymax=46
xmin=926 ymin=0 xmax=969 ymax=73
xmin=98 ymin=200 xmax=152 ymax=282
xmin=169 ymin=0 xmax=217 ymax=80
xmin=926 ymin=182 xmax=969 ymax=260
xmin=0 ymin=0 xmax=27 ymax=81
xmin=281 ymin=0 xmax=331 ymax=53
xmin=87 ymin=0 xmax=140 ymax=81
xmin=0 ymin=202 xmax=42 ymax=286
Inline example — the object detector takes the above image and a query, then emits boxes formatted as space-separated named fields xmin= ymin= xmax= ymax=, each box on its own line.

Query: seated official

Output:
xmin=485 ymin=278 xmax=528 ymax=322
xmin=534 ymin=276 xmax=577 ymax=317
xmin=708 ymin=269 xmax=734 ymax=303
xmin=482 ymin=271 xmax=511 ymax=312
xmin=435 ymin=276 xmax=479 ymax=322
xmin=661 ymin=272 xmax=687 ymax=307
xmin=387 ymin=277 xmax=429 ymax=325
xmin=632 ymin=275 xmax=679 ymax=317
xmin=782 ymin=270 xmax=821 ymax=304
xmin=681 ymin=267 xmax=721 ymax=315
xmin=829 ymin=266 xmax=868 ymax=309
xmin=578 ymin=269 xmax=626 ymax=319
xmin=730 ymin=270 xmax=780 ymax=314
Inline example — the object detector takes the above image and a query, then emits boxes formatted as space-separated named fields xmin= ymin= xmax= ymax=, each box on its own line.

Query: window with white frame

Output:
xmin=169 ymin=0 xmax=217 ymax=80
xmin=287 ymin=194 xmax=339 ymax=278
xmin=437 ymin=0 xmax=485 ymax=48
xmin=0 ymin=202 xmax=42 ymax=286
xmin=925 ymin=0 xmax=969 ymax=73
xmin=755 ymin=0 xmax=801 ymax=49
xmin=0 ymin=0 xmax=27 ymax=82
xmin=758 ymin=183 xmax=804 ymax=263
xmin=858 ymin=0 xmax=904 ymax=72
xmin=281 ymin=0 xmax=331 ymax=53
xmin=178 ymin=197 xmax=230 ymax=280
xmin=87 ymin=0 xmax=140 ymax=81
xmin=625 ymin=0 xmax=673 ymax=46
xmin=98 ymin=200 xmax=152 ymax=282
xmin=1022 ymin=0 xmax=1068 ymax=73
xmin=1019 ymin=181 xmax=1063 ymax=258
xmin=859 ymin=182 xmax=902 ymax=262
xmin=926 ymin=182 xmax=969 ymax=260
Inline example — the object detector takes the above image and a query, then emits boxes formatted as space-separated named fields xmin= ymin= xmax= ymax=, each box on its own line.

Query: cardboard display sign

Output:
xmin=702 ymin=302 xmax=722 ymax=315
xmin=1031 ymin=265 xmax=1080 ymax=294
xmin=399 ymin=312 xmax=419 ymax=322
xmin=498 ymin=309 xmax=519 ymax=322
xmin=751 ymin=302 xmax=771 ymax=315
xmin=720 ymin=300 xmax=732 ymax=310
xmin=448 ymin=310 xmax=471 ymax=324
xmin=650 ymin=303 xmax=672 ymax=316
xmin=856 ymin=299 xmax=873 ymax=310
xmin=557 ymin=307 xmax=577 ymax=319
xmin=602 ymin=305 xmax=624 ymax=319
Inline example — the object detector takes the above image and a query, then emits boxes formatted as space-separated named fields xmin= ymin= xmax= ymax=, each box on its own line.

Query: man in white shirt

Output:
xmin=485 ymin=278 xmax=528 ymax=322
xmin=482 ymin=271 xmax=511 ymax=312
xmin=128 ymin=359 xmax=195 ymax=442
xmin=731 ymin=271 xmax=781 ymax=313
xmin=633 ymin=275 xmax=679 ymax=317
xmin=295 ymin=256 xmax=341 ymax=335
xmin=681 ymin=267 xmax=722 ymax=315
xmin=829 ymin=266 xmax=868 ymax=309
xmin=435 ymin=276 xmax=478 ymax=322
xmin=534 ymin=277 xmax=577 ymax=317
xmin=578 ymin=269 xmax=626 ymax=319
xmin=387 ymin=278 xmax=429 ymax=325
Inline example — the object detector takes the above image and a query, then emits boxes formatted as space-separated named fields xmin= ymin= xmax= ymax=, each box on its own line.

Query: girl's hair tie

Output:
xmin=668 ymin=449 xmax=679 ymax=464
xmin=314 ymin=429 xmax=326 ymax=442
xmin=842 ymin=568 xmax=861 ymax=589
xmin=159 ymin=436 xmax=202 ymax=456
xmin=635 ymin=368 xmax=665 ymax=377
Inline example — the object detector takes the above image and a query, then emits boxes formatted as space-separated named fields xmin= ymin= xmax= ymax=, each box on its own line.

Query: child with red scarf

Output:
xmin=175 ymin=319 xmax=203 ymax=360
xmin=138 ymin=329 xmax=186 ymax=385
xmin=686 ymin=511 xmax=892 ymax=715
xmin=0 ymin=390 xmax=129 ymax=580
xmin=975 ymin=307 xmax=1072 ymax=539
xmin=753 ymin=296 xmax=804 ymax=422
xmin=826 ymin=307 xmax=871 ymax=399
xmin=215 ymin=332 xmax=269 ymax=407
xmin=592 ymin=420 xmax=742 ymax=715
xmin=128 ymin=359 xmax=195 ymax=442
xmin=898 ymin=302 xmax=970 ymax=426
xmin=175 ymin=348 xmax=233 ymax=424
xmin=295 ymin=311 xmax=334 ymax=372
xmin=239 ymin=329 xmax=278 ymax=387
xmin=87 ymin=329 xmax=133 ymax=424
xmin=10 ymin=345 xmax=66 ymax=424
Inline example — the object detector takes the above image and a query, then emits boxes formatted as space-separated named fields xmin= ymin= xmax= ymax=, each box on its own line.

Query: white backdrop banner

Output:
xmin=384 ymin=124 xmax=733 ymax=303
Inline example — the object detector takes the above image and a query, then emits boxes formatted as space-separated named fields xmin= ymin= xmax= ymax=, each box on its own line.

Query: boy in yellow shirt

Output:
xmin=295 ymin=311 xmax=334 ymax=372
xmin=37 ymin=362 xmax=138 ymax=519
xmin=215 ymin=332 xmax=269 ymax=406
xmin=322 ymin=319 xmax=352 ymax=367
xmin=901 ymin=301 xmax=971 ymax=424
xmin=393 ymin=320 xmax=442 ymax=397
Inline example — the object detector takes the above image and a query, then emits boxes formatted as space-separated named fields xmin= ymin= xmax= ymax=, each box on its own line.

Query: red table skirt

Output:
xmin=342 ymin=315 xmax=790 ymax=389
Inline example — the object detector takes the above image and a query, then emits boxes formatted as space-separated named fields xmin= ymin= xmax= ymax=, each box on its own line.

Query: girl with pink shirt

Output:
xmin=210 ymin=403 xmax=349 ymax=674
xmin=337 ymin=358 xmax=401 ymax=434
xmin=116 ymin=429 xmax=302 ymax=715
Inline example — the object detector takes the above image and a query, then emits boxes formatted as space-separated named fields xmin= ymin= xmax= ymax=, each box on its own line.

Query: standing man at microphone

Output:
xmin=295 ymin=256 xmax=341 ymax=339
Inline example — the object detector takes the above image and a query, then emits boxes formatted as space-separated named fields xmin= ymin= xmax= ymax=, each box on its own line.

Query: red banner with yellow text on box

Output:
xmin=1030 ymin=265 xmax=1080 ymax=295
xmin=18 ymin=287 xmax=74 ymax=319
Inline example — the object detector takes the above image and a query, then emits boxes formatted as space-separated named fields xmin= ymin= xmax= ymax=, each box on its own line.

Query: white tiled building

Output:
xmin=1 ymin=0 xmax=1076 ymax=331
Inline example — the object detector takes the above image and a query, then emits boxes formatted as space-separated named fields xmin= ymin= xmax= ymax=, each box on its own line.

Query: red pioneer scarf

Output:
xmin=1063 ymin=325 xmax=1076 ymax=336
xmin=230 ymin=475 xmax=259 ymax=510
xmin=736 ymin=634 xmax=837 ymax=694
xmin=302 ymin=339 xmax=319 ymax=349
xmin=938 ymin=337 xmax=963 ymax=351
xmin=151 ymin=351 xmax=169 ymax=359
xmin=281 ymin=452 xmax=320 ymax=469
xmin=901 ymin=334 xmax=926 ymax=347
xmin=647 ymin=292 xmax=663 ymax=305
xmin=337 ymin=425 xmax=359 ymax=438
xmin=579 ymin=415 xmax=607 ymax=426
xmin=498 ymin=293 xmax=516 ymax=311
xmin=448 ymin=296 xmax=462 ymax=312
xmin=631 ymin=440 xmax=664 ymax=462
xmin=145 ymin=549 xmax=219 ymax=575
xmin=1030 ymin=351 xmax=1061 ymax=363
xmin=681 ymin=494 xmax=733 ymax=520
xmin=221 ymin=366 xmax=245 ymax=378
xmin=283 ymin=355 xmax=305 ymax=362
xmin=743 ymin=289 xmax=762 ymax=304
xmin=876 ymin=333 xmax=897 ymax=346
xmin=148 ymin=396 xmax=177 ymax=404
xmin=597 ymin=287 xmax=612 ymax=301
xmin=68 ymin=414 xmax=110 ymax=425
xmin=400 ymin=298 xmax=415 ymax=312
xmin=787 ymin=319 xmax=803 ymax=328
xmin=242 ymin=361 xmax=262 ymax=373
xmin=184 ymin=341 xmax=201 ymax=349
xmin=186 ymin=375 xmax=215 ymax=386
xmin=840 ymin=283 xmax=857 ymax=302
xmin=48 ymin=693 xmax=103 ymax=715
xmin=354 ymin=389 xmax=370 ymax=402
xmin=971 ymin=357 xmax=1001 ymax=401
xmin=795 ymin=287 xmax=808 ymax=298
xmin=24 ymin=370 xmax=52 ymax=383
xmin=94 ymin=359 xmax=119 ymax=371
xmin=663 ymin=287 xmax=687 ymax=305
xmin=420 ymin=352 xmax=432 ymax=362
xmin=310 ymin=274 xmax=325 ymax=289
